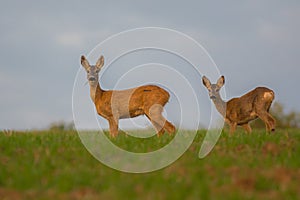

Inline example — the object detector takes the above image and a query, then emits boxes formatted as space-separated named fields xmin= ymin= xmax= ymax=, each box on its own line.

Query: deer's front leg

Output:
xmin=242 ymin=123 xmax=252 ymax=134
xmin=108 ymin=118 xmax=119 ymax=138
xmin=229 ymin=122 xmax=237 ymax=136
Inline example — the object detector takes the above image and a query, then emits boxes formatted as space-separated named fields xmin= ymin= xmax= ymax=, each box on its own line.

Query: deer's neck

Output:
xmin=89 ymin=82 xmax=103 ymax=104
xmin=212 ymin=94 xmax=227 ymax=118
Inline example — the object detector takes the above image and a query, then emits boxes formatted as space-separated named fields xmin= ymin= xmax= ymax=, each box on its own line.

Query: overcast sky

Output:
xmin=0 ymin=1 xmax=299 ymax=130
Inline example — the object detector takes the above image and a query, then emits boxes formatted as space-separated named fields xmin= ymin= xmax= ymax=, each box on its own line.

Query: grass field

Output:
xmin=0 ymin=129 xmax=300 ymax=200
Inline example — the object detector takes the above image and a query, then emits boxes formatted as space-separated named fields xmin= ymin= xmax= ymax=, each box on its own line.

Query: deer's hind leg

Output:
xmin=163 ymin=120 xmax=176 ymax=135
xmin=266 ymin=114 xmax=276 ymax=132
xmin=256 ymin=100 xmax=276 ymax=132
xmin=145 ymin=114 xmax=165 ymax=137
xmin=268 ymin=114 xmax=276 ymax=132
xmin=146 ymin=104 xmax=175 ymax=136
xmin=145 ymin=104 xmax=165 ymax=136
xmin=257 ymin=111 xmax=276 ymax=132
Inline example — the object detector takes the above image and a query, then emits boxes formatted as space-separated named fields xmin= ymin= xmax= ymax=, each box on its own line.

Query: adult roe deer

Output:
xmin=81 ymin=55 xmax=176 ymax=137
xmin=202 ymin=76 xmax=276 ymax=135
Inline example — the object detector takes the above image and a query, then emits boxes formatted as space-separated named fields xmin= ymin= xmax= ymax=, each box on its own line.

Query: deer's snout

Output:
xmin=89 ymin=77 xmax=96 ymax=81
xmin=209 ymin=91 xmax=217 ymax=99
xmin=210 ymin=95 xmax=217 ymax=99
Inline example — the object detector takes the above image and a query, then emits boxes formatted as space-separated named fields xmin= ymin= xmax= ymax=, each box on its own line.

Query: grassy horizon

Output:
xmin=0 ymin=129 xmax=300 ymax=199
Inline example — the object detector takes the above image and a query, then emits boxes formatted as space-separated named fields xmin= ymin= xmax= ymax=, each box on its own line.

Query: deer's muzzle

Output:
xmin=89 ymin=77 xmax=96 ymax=81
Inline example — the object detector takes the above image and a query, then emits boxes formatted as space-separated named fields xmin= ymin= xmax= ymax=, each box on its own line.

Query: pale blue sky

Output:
xmin=0 ymin=1 xmax=299 ymax=130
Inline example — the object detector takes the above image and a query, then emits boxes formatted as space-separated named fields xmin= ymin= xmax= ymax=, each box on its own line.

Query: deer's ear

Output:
xmin=202 ymin=76 xmax=211 ymax=88
xmin=96 ymin=55 xmax=104 ymax=69
xmin=81 ymin=55 xmax=90 ymax=70
xmin=217 ymin=76 xmax=225 ymax=88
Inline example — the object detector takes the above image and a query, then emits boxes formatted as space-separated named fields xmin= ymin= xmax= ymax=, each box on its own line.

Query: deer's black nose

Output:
xmin=210 ymin=95 xmax=216 ymax=99
xmin=89 ymin=77 xmax=96 ymax=81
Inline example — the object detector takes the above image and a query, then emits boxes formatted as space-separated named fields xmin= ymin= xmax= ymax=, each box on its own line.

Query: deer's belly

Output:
xmin=118 ymin=108 xmax=144 ymax=119
xmin=237 ymin=112 xmax=257 ymax=125
xmin=130 ymin=109 xmax=145 ymax=118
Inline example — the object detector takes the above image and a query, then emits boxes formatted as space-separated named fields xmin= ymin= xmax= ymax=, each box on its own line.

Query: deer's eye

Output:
xmin=87 ymin=70 xmax=90 ymax=73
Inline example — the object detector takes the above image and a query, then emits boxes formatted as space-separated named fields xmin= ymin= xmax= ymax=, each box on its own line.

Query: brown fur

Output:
xmin=202 ymin=76 xmax=276 ymax=135
xmin=81 ymin=55 xmax=176 ymax=137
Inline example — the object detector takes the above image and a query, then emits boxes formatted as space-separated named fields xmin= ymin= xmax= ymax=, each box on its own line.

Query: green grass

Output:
xmin=0 ymin=129 xmax=300 ymax=199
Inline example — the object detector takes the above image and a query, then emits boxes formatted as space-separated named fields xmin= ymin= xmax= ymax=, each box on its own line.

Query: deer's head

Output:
xmin=202 ymin=76 xmax=225 ymax=99
xmin=81 ymin=55 xmax=104 ymax=86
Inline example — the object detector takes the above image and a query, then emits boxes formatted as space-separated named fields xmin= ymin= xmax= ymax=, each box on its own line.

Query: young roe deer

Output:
xmin=81 ymin=55 xmax=176 ymax=137
xmin=202 ymin=76 xmax=276 ymax=135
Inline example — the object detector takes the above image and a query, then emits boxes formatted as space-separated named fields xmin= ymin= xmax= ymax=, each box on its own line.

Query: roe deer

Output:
xmin=202 ymin=76 xmax=276 ymax=135
xmin=81 ymin=55 xmax=176 ymax=137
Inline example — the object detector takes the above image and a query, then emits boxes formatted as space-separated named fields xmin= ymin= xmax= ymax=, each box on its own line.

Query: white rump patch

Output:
xmin=263 ymin=92 xmax=273 ymax=100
